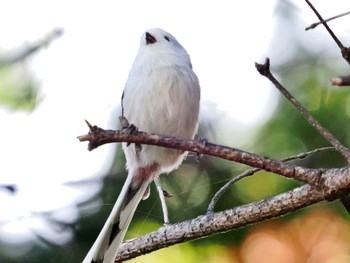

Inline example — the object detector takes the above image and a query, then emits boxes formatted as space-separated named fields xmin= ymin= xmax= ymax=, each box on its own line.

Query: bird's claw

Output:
xmin=119 ymin=116 xmax=138 ymax=134
xmin=119 ymin=116 xmax=139 ymax=146
xmin=195 ymin=137 xmax=208 ymax=162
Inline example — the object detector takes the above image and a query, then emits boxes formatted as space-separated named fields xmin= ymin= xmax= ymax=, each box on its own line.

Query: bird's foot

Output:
xmin=195 ymin=137 xmax=208 ymax=161
xmin=119 ymin=116 xmax=138 ymax=134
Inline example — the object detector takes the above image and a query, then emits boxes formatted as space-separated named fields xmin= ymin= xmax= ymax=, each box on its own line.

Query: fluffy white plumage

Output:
xmin=83 ymin=28 xmax=200 ymax=263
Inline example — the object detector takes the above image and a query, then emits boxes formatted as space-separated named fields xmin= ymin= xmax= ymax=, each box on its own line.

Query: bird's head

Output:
xmin=137 ymin=28 xmax=192 ymax=68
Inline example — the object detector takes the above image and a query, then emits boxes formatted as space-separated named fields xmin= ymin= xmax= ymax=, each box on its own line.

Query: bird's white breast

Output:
xmin=122 ymin=60 xmax=200 ymax=173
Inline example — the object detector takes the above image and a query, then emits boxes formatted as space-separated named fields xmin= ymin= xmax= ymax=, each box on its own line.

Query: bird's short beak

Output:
xmin=145 ymin=32 xmax=156 ymax=45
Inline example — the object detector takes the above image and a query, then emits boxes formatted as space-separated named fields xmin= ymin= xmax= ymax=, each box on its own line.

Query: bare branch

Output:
xmin=305 ymin=11 xmax=350 ymax=31
xmin=255 ymin=58 xmax=350 ymax=162
xmin=77 ymin=121 xmax=325 ymax=186
xmin=79 ymin=123 xmax=349 ymax=262
xmin=116 ymin=165 xmax=350 ymax=262
xmin=305 ymin=0 xmax=350 ymax=65
xmin=331 ymin=75 xmax=350 ymax=87
xmin=305 ymin=0 xmax=344 ymax=49
xmin=207 ymin=147 xmax=335 ymax=212
xmin=79 ymin=4 xmax=350 ymax=261
xmin=0 ymin=28 xmax=63 ymax=68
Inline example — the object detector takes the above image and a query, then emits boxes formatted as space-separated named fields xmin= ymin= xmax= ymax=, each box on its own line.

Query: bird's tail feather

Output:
xmin=83 ymin=169 xmax=153 ymax=263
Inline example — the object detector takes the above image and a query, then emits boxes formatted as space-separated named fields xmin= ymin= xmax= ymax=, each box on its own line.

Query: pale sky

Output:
xmin=0 ymin=0 xmax=349 ymax=258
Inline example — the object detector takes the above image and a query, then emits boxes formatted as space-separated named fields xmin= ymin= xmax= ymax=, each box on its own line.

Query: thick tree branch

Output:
xmin=79 ymin=4 xmax=350 ymax=262
xmin=255 ymin=58 xmax=350 ymax=162
xmin=304 ymin=1 xmax=350 ymax=212
xmin=78 ymin=121 xmax=350 ymax=263
xmin=116 ymin=165 xmax=350 ymax=262
xmin=78 ymin=121 xmax=325 ymax=187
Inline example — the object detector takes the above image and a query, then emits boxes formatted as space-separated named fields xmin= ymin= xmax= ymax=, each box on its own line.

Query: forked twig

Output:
xmin=207 ymin=147 xmax=335 ymax=212
xmin=255 ymin=58 xmax=350 ymax=162
xmin=305 ymin=0 xmax=350 ymax=65
xmin=305 ymin=11 xmax=350 ymax=31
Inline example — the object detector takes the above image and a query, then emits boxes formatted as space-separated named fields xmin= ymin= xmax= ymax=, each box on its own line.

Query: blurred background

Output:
xmin=1 ymin=0 xmax=350 ymax=262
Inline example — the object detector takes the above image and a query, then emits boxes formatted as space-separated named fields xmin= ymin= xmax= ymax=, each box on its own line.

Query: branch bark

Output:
xmin=207 ymin=147 xmax=335 ymax=212
xmin=78 ymin=3 xmax=350 ymax=262
xmin=305 ymin=0 xmax=350 ymax=65
xmin=255 ymin=58 xmax=350 ymax=162
xmin=115 ymin=165 xmax=350 ymax=261
xmin=78 ymin=121 xmax=325 ymax=187
xmin=77 ymin=122 xmax=350 ymax=262
xmin=332 ymin=75 xmax=350 ymax=87
xmin=304 ymin=0 xmax=350 ymax=211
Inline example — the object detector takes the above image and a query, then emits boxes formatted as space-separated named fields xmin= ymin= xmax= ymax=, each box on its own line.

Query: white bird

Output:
xmin=83 ymin=28 xmax=200 ymax=263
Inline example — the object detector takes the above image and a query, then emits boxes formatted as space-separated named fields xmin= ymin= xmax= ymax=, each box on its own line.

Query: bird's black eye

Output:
xmin=164 ymin=36 xmax=170 ymax=42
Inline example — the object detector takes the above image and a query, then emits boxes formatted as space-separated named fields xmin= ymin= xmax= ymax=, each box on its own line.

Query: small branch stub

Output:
xmin=332 ymin=75 xmax=350 ymax=87
xmin=77 ymin=120 xmax=116 ymax=151
xmin=255 ymin=58 xmax=270 ymax=76
xmin=255 ymin=57 xmax=350 ymax=163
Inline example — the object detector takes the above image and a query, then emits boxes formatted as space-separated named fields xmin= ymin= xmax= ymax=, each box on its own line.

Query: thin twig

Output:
xmin=305 ymin=0 xmax=350 ymax=65
xmin=305 ymin=11 xmax=350 ymax=31
xmin=207 ymin=147 xmax=335 ymax=212
xmin=305 ymin=1 xmax=350 ymax=214
xmin=78 ymin=121 xmax=324 ymax=187
xmin=207 ymin=169 xmax=258 ymax=213
xmin=0 ymin=28 xmax=63 ymax=68
xmin=255 ymin=58 xmax=350 ymax=163
xmin=116 ymin=163 xmax=350 ymax=262
xmin=305 ymin=0 xmax=343 ymax=49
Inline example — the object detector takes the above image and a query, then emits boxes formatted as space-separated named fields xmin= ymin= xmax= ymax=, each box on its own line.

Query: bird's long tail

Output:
xmin=83 ymin=163 xmax=159 ymax=263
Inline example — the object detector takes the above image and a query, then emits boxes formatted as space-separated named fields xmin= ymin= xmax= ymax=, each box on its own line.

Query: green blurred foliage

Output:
xmin=0 ymin=63 xmax=40 ymax=111
xmin=77 ymin=14 xmax=350 ymax=262
xmin=3 ymin=2 xmax=350 ymax=262
xmin=79 ymin=3 xmax=350 ymax=262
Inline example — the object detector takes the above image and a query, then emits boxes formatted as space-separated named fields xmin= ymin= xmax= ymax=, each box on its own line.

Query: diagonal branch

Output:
xmin=0 ymin=28 xmax=63 ymax=68
xmin=116 ymin=165 xmax=350 ymax=262
xmin=305 ymin=0 xmax=350 ymax=65
xmin=305 ymin=0 xmax=344 ymax=49
xmin=255 ymin=58 xmax=350 ymax=162
xmin=305 ymin=11 xmax=350 ymax=31
xmin=77 ymin=121 xmax=324 ymax=186
xmin=207 ymin=147 xmax=335 ymax=212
